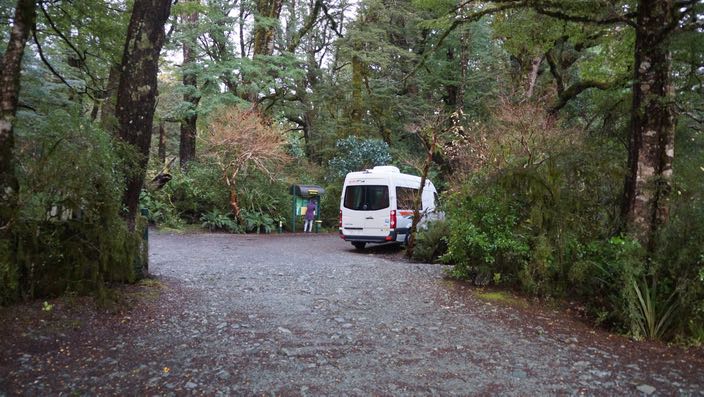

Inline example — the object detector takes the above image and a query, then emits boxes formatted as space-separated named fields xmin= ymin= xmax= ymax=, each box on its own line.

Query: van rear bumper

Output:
xmin=339 ymin=230 xmax=397 ymax=243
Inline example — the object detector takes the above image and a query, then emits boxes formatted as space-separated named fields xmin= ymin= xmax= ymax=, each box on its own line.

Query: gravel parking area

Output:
xmin=1 ymin=231 xmax=702 ymax=395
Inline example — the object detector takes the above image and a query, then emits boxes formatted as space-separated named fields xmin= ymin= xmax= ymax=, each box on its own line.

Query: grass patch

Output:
xmin=475 ymin=290 xmax=527 ymax=308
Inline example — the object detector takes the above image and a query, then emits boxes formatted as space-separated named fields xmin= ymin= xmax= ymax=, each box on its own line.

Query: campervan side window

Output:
xmin=396 ymin=187 xmax=419 ymax=210
xmin=343 ymin=185 xmax=389 ymax=211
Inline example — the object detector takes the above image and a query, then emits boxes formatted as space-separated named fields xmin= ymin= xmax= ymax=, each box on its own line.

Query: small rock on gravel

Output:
xmin=636 ymin=384 xmax=656 ymax=395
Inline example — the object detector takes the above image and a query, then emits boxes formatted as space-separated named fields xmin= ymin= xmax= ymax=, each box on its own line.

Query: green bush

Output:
xmin=651 ymin=193 xmax=704 ymax=342
xmin=440 ymin=139 xmax=660 ymax=334
xmin=412 ymin=220 xmax=450 ymax=263
xmin=200 ymin=209 xmax=241 ymax=232
xmin=140 ymin=190 xmax=182 ymax=228
xmin=1 ymin=109 xmax=145 ymax=304
xmin=240 ymin=209 xmax=278 ymax=234
xmin=320 ymin=184 xmax=341 ymax=228
xmin=441 ymin=183 xmax=530 ymax=282
xmin=327 ymin=136 xmax=392 ymax=180
xmin=568 ymin=236 xmax=645 ymax=334
xmin=160 ymin=161 xmax=230 ymax=223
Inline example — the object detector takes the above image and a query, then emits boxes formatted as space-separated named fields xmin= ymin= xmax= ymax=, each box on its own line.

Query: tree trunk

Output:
xmin=351 ymin=54 xmax=364 ymax=135
xmin=0 ymin=0 xmax=35 ymax=232
xmin=158 ymin=120 xmax=166 ymax=164
xmin=622 ymin=0 xmax=676 ymax=250
xmin=99 ymin=64 xmax=121 ymax=134
xmin=406 ymin=128 xmax=438 ymax=259
xmin=229 ymin=183 xmax=241 ymax=222
xmin=115 ymin=0 xmax=172 ymax=230
xmin=444 ymin=47 xmax=458 ymax=108
xmin=526 ymin=55 xmax=543 ymax=99
xmin=179 ymin=7 xmax=200 ymax=170
xmin=253 ymin=0 xmax=284 ymax=57
xmin=458 ymin=28 xmax=469 ymax=111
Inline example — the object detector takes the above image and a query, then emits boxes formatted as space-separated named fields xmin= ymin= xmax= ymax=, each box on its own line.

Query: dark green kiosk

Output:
xmin=289 ymin=184 xmax=325 ymax=233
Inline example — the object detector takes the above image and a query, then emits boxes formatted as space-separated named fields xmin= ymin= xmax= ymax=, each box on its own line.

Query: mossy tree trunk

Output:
xmin=0 ymin=0 xmax=35 ymax=235
xmin=99 ymin=64 xmax=121 ymax=134
xmin=253 ymin=0 xmax=284 ymax=57
xmin=115 ymin=0 xmax=172 ymax=230
xmin=622 ymin=0 xmax=676 ymax=251
xmin=158 ymin=120 xmax=167 ymax=164
xmin=351 ymin=54 xmax=364 ymax=135
xmin=179 ymin=5 xmax=200 ymax=170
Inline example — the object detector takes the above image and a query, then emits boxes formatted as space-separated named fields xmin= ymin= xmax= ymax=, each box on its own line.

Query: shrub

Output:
xmin=1 ymin=109 xmax=145 ymax=304
xmin=240 ymin=209 xmax=278 ymax=234
xmin=200 ymin=209 xmax=240 ymax=232
xmin=140 ymin=190 xmax=182 ymax=228
xmin=327 ymin=136 xmax=392 ymax=180
xmin=412 ymin=220 xmax=450 ymax=263
xmin=160 ymin=161 xmax=230 ymax=223
xmin=320 ymin=184 xmax=342 ymax=228
xmin=441 ymin=184 xmax=530 ymax=282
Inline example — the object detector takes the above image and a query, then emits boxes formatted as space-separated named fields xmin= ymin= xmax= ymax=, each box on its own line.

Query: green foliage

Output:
xmin=140 ymin=190 xmax=182 ymax=228
xmin=441 ymin=123 xmax=656 ymax=333
xmin=140 ymin=162 xmax=290 ymax=235
xmin=645 ymin=124 xmax=704 ymax=342
xmin=240 ymin=209 xmax=277 ymax=234
xmin=442 ymin=183 xmax=530 ymax=281
xmin=200 ymin=209 xmax=240 ymax=233
xmin=412 ymin=220 xmax=449 ymax=263
xmin=568 ymin=236 xmax=645 ymax=333
xmin=1 ymin=109 xmax=145 ymax=305
xmin=42 ymin=301 xmax=54 ymax=312
xmin=140 ymin=161 xmax=230 ymax=227
xmin=320 ymin=184 xmax=342 ymax=228
xmin=633 ymin=277 xmax=679 ymax=340
xmin=327 ymin=136 xmax=392 ymax=180
xmin=237 ymin=173 xmax=290 ymax=220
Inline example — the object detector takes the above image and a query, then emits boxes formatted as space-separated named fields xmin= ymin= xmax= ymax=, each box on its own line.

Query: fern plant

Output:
xmin=412 ymin=220 xmax=449 ymax=263
xmin=200 ymin=209 xmax=239 ymax=232
xmin=240 ymin=209 xmax=276 ymax=234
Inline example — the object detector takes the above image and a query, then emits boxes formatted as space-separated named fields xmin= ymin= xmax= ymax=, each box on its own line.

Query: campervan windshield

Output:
xmin=343 ymin=185 xmax=389 ymax=211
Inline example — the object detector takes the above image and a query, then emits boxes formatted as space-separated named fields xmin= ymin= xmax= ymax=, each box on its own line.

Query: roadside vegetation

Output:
xmin=0 ymin=0 xmax=702 ymax=344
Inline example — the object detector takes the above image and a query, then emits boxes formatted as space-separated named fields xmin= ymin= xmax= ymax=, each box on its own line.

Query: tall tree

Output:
xmin=253 ymin=0 xmax=284 ymax=56
xmin=179 ymin=1 xmax=201 ymax=169
xmin=0 ymin=0 xmax=35 ymax=233
xmin=621 ymin=0 xmax=677 ymax=249
xmin=115 ymin=0 xmax=172 ymax=230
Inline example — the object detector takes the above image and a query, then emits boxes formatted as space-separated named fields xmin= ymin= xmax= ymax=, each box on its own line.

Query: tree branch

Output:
xmin=33 ymin=28 xmax=97 ymax=100
xmin=550 ymin=79 xmax=613 ymax=113
xmin=532 ymin=3 xmax=637 ymax=28
xmin=39 ymin=3 xmax=102 ymax=89
xmin=320 ymin=2 xmax=343 ymax=38
xmin=287 ymin=0 xmax=323 ymax=52
xmin=403 ymin=1 xmax=527 ymax=83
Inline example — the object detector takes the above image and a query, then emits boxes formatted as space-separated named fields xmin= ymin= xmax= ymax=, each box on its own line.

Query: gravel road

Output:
xmin=1 ymin=231 xmax=703 ymax=396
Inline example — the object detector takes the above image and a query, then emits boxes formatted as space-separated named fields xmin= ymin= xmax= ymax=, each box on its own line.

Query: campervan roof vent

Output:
xmin=372 ymin=166 xmax=400 ymax=173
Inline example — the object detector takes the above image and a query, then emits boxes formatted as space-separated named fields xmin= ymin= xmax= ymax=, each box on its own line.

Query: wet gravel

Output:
xmin=1 ymin=231 xmax=703 ymax=396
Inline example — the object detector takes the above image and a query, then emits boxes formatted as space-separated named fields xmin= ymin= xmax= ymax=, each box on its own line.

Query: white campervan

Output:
xmin=339 ymin=166 xmax=439 ymax=249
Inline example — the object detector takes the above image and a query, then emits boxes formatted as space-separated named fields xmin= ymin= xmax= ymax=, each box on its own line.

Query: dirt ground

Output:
xmin=0 ymin=232 xmax=703 ymax=396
